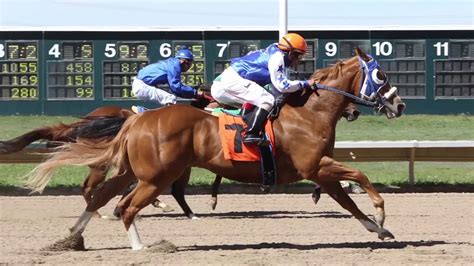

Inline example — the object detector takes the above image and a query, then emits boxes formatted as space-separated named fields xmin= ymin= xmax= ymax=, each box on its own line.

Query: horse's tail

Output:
xmin=25 ymin=115 xmax=140 ymax=193
xmin=0 ymin=122 xmax=77 ymax=154
xmin=0 ymin=117 xmax=118 ymax=154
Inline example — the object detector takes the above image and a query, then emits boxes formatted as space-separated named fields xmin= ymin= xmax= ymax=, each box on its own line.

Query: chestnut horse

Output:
xmin=27 ymin=48 xmax=405 ymax=250
xmin=1 ymin=102 xmax=358 ymax=213
xmin=0 ymin=106 xmax=195 ymax=217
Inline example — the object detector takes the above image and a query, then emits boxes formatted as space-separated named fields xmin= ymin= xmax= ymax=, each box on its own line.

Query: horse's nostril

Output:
xmin=397 ymin=103 xmax=406 ymax=115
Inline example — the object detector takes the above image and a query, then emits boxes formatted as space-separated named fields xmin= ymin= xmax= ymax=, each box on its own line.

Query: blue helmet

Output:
xmin=175 ymin=49 xmax=194 ymax=61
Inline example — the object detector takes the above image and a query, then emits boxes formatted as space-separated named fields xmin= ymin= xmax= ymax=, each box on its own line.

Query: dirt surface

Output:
xmin=1 ymin=193 xmax=473 ymax=265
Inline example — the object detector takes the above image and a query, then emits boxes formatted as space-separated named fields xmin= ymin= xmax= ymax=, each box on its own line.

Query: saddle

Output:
xmin=217 ymin=110 xmax=278 ymax=189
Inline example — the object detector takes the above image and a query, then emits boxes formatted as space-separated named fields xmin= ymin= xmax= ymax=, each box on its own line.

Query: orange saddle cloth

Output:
xmin=218 ymin=113 xmax=275 ymax=161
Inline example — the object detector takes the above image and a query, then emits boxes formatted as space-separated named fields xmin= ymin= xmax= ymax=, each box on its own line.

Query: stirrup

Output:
xmin=243 ymin=135 xmax=269 ymax=146
xmin=243 ymin=135 xmax=262 ymax=144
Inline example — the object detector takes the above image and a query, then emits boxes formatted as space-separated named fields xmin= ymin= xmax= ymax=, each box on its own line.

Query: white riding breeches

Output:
xmin=132 ymin=78 xmax=177 ymax=105
xmin=211 ymin=67 xmax=275 ymax=111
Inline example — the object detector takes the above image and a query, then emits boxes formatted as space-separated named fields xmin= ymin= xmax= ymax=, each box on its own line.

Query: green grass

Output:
xmin=335 ymin=114 xmax=474 ymax=140
xmin=0 ymin=114 xmax=473 ymax=188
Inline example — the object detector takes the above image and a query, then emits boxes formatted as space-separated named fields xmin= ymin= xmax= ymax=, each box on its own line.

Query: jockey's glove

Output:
xmin=196 ymin=89 xmax=215 ymax=101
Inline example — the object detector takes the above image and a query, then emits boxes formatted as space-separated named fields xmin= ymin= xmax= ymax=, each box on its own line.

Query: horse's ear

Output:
xmin=355 ymin=47 xmax=371 ymax=62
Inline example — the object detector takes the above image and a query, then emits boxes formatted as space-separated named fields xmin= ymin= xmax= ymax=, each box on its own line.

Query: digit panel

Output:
xmin=47 ymin=41 xmax=94 ymax=100
xmin=103 ymin=41 xmax=149 ymax=99
xmin=378 ymin=40 xmax=426 ymax=99
xmin=291 ymin=39 xmax=317 ymax=79
xmin=173 ymin=41 xmax=205 ymax=87
xmin=434 ymin=40 xmax=474 ymax=99
xmin=323 ymin=40 xmax=370 ymax=67
xmin=213 ymin=40 xmax=260 ymax=78
xmin=0 ymin=40 xmax=39 ymax=100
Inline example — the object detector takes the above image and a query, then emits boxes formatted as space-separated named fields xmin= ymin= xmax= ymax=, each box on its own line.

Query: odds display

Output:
xmin=0 ymin=30 xmax=472 ymax=115
xmin=46 ymin=41 xmax=94 ymax=99
xmin=103 ymin=42 xmax=149 ymax=99
xmin=0 ymin=41 xmax=39 ymax=100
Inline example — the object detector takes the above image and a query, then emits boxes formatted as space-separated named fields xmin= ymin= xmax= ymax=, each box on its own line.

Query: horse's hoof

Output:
xmin=93 ymin=211 xmax=108 ymax=219
xmin=312 ymin=187 xmax=321 ymax=205
xmin=152 ymin=200 xmax=174 ymax=212
xmin=159 ymin=204 xmax=174 ymax=213
xmin=350 ymin=183 xmax=365 ymax=194
xmin=209 ymin=198 xmax=217 ymax=210
xmin=378 ymin=229 xmax=395 ymax=240
xmin=131 ymin=244 xmax=146 ymax=251
xmin=188 ymin=214 xmax=200 ymax=220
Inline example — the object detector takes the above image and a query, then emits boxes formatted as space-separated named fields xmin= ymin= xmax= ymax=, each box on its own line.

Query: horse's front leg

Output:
xmin=210 ymin=175 xmax=223 ymax=210
xmin=170 ymin=167 xmax=198 ymax=219
xmin=316 ymin=156 xmax=394 ymax=240
xmin=319 ymin=181 xmax=394 ymax=240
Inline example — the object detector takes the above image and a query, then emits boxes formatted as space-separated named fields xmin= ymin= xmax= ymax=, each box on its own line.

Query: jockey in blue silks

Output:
xmin=211 ymin=33 xmax=315 ymax=144
xmin=132 ymin=48 xmax=205 ymax=108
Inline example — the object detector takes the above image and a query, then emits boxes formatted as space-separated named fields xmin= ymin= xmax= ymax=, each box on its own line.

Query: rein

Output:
xmin=314 ymin=83 xmax=377 ymax=108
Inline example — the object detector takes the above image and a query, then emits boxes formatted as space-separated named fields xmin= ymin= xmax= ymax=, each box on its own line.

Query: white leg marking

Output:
xmin=127 ymin=221 xmax=145 ymax=250
xmin=70 ymin=211 xmax=94 ymax=235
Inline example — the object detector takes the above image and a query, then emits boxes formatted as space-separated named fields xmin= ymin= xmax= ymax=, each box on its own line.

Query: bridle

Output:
xmin=313 ymin=55 xmax=397 ymax=113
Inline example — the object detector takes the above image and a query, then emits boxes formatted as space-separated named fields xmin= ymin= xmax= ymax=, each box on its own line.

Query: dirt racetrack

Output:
xmin=1 ymin=193 xmax=473 ymax=265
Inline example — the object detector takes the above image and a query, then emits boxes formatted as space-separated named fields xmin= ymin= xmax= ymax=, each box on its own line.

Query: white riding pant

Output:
xmin=132 ymin=78 xmax=177 ymax=105
xmin=211 ymin=67 xmax=275 ymax=111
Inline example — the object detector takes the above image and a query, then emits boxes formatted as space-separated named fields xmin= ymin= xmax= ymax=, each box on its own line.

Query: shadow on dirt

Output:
xmin=180 ymin=240 xmax=459 ymax=251
xmin=140 ymin=210 xmax=352 ymax=220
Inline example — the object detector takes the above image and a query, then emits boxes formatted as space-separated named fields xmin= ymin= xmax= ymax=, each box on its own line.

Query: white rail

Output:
xmin=1 ymin=141 xmax=473 ymax=185
xmin=334 ymin=140 xmax=474 ymax=184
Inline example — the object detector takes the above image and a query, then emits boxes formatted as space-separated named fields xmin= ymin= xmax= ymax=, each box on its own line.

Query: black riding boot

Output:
xmin=240 ymin=104 xmax=255 ymax=123
xmin=243 ymin=108 xmax=269 ymax=145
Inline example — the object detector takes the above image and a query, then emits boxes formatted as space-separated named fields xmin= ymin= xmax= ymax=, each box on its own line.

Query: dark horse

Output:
xmin=27 ymin=48 xmax=404 ymax=250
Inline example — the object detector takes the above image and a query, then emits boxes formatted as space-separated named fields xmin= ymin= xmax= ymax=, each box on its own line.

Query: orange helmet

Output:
xmin=278 ymin=33 xmax=307 ymax=54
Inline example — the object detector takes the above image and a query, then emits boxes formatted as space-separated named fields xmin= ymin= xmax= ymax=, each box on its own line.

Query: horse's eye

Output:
xmin=376 ymin=70 xmax=387 ymax=80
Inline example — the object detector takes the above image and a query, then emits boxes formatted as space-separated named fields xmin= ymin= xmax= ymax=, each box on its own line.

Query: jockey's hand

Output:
xmin=196 ymin=89 xmax=214 ymax=101
xmin=307 ymin=79 xmax=319 ymax=91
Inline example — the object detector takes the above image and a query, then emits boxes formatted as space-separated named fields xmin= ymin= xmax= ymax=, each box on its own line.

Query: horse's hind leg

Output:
xmin=113 ymin=180 xmax=174 ymax=217
xmin=80 ymin=166 xmax=108 ymax=218
xmin=319 ymin=181 xmax=394 ymax=240
xmin=69 ymin=170 xmax=135 ymax=235
xmin=117 ymin=165 xmax=187 ymax=250
xmin=118 ymin=180 xmax=167 ymax=250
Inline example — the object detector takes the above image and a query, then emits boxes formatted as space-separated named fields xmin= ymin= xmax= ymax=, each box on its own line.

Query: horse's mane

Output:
xmin=310 ymin=60 xmax=345 ymax=83
xmin=286 ymin=60 xmax=348 ymax=108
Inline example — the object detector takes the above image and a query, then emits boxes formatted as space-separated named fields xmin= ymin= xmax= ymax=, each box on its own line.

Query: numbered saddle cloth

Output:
xmin=218 ymin=113 xmax=275 ymax=161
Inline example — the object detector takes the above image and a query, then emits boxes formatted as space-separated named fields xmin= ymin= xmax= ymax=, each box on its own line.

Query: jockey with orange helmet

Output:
xmin=211 ymin=33 xmax=315 ymax=144
xmin=132 ymin=48 xmax=204 ymax=107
